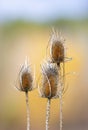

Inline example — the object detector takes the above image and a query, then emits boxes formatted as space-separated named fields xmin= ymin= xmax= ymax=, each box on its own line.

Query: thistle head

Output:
xmin=16 ymin=58 xmax=33 ymax=92
xmin=38 ymin=61 xmax=59 ymax=99
xmin=49 ymin=28 xmax=65 ymax=66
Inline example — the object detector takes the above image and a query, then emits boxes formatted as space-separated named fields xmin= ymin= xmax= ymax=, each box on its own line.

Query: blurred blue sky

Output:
xmin=0 ymin=0 xmax=88 ymax=22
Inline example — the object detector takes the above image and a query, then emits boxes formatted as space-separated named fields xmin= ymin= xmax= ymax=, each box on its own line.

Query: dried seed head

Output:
xmin=49 ymin=29 xmax=65 ymax=66
xmin=16 ymin=59 xmax=33 ymax=92
xmin=39 ymin=61 xmax=59 ymax=99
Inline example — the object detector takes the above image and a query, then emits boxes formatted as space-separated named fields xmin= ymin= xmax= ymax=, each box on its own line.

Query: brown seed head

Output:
xmin=39 ymin=61 xmax=59 ymax=99
xmin=16 ymin=59 xmax=33 ymax=92
xmin=49 ymin=29 xmax=65 ymax=66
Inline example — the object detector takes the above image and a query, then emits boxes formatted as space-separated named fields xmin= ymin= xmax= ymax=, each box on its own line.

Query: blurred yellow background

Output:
xmin=0 ymin=0 xmax=88 ymax=130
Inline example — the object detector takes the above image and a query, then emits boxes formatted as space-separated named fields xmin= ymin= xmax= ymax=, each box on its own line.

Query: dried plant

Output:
xmin=49 ymin=28 xmax=65 ymax=67
xmin=14 ymin=29 xmax=71 ymax=130
xmin=48 ymin=29 xmax=66 ymax=130
xmin=38 ymin=61 xmax=61 ymax=130
xmin=15 ymin=58 xmax=34 ymax=130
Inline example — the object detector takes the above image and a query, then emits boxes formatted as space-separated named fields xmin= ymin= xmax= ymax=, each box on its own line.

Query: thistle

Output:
xmin=49 ymin=29 xmax=66 ymax=130
xmin=15 ymin=58 xmax=34 ymax=130
xmin=49 ymin=29 xmax=65 ymax=67
xmin=38 ymin=61 xmax=61 ymax=130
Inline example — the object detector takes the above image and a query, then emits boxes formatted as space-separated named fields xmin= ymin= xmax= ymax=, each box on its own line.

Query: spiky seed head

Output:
xmin=39 ymin=61 xmax=59 ymax=99
xmin=17 ymin=59 xmax=33 ymax=92
xmin=49 ymin=29 xmax=65 ymax=66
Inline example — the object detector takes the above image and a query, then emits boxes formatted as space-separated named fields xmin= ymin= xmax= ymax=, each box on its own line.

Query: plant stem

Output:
xmin=46 ymin=98 xmax=51 ymax=130
xmin=25 ymin=91 xmax=30 ymax=130
xmin=59 ymin=91 xmax=63 ymax=130
xmin=59 ymin=62 xmax=64 ymax=130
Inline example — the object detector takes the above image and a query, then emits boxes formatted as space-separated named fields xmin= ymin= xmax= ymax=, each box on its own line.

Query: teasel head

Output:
xmin=38 ymin=61 xmax=59 ymax=99
xmin=49 ymin=28 xmax=65 ymax=66
xmin=15 ymin=58 xmax=34 ymax=93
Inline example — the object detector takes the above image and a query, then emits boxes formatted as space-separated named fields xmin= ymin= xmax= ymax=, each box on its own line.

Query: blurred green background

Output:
xmin=0 ymin=0 xmax=88 ymax=130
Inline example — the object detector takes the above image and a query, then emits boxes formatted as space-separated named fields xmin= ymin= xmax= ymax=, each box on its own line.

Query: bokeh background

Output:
xmin=0 ymin=0 xmax=88 ymax=130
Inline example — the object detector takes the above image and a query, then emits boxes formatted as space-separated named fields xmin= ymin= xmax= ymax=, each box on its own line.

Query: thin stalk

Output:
xmin=46 ymin=98 xmax=51 ymax=130
xmin=25 ymin=91 xmax=30 ymax=130
xmin=59 ymin=62 xmax=65 ymax=130
xmin=59 ymin=91 xmax=63 ymax=130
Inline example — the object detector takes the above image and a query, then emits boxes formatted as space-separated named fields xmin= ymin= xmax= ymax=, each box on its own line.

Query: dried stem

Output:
xmin=46 ymin=98 xmax=51 ymax=130
xmin=59 ymin=62 xmax=65 ymax=130
xmin=25 ymin=91 xmax=30 ymax=130
xmin=59 ymin=91 xmax=63 ymax=130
